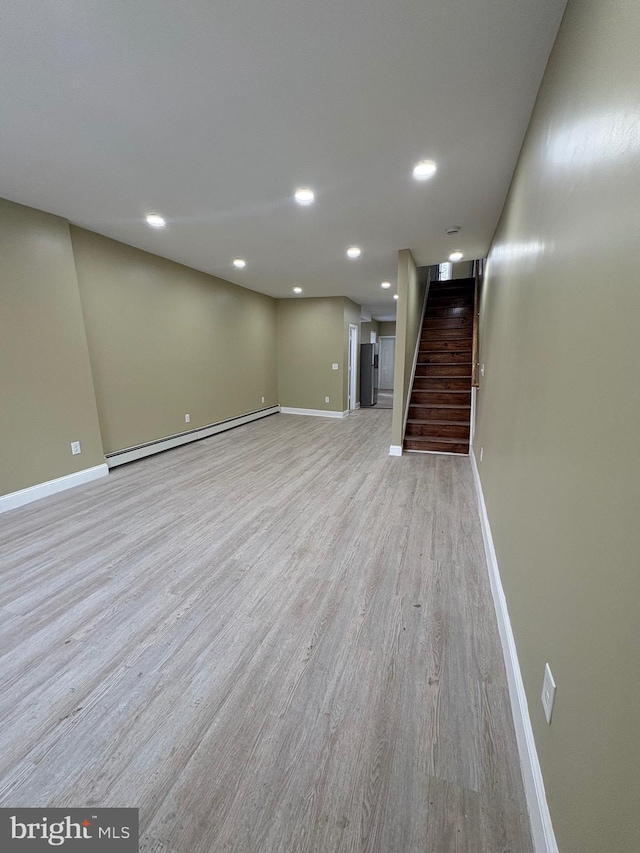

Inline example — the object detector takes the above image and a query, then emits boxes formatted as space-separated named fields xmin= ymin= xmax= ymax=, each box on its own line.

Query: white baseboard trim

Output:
xmin=469 ymin=448 xmax=558 ymax=853
xmin=0 ymin=463 xmax=109 ymax=515
xmin=389 ymin=445 xmax=403 ymax=456
xmin=107 ymin=406 xmax=280 ymax=468
xmin=470 ymin=386 xmax=477 ymax=447
xmin=280 ymin=407 xmax=348 ymax=419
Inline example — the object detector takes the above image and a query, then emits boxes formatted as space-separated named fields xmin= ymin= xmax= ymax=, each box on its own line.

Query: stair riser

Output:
xmin=423 ymin=317 xmax=473 ymax=330
xmin=427 ymin=299 xmax=473 ymax=310
xmin=427 ymin=306 xmax=474 ymax=319
xmin=416 ymin=364 xmax=472 ymax=377
xmin=429 ymin=285 xmax=474 ymax=297
xmin=412 ymin=377 xmax=471 ymax=391
xmin=421 ymin=328 xmax=473 ymax=341
xmin=420 ymin=339 xmax=472 ymax=351
xmin=411 ymin=391 xmax=471 ymax=406
xmin=425 ymin=299 xmax=473 ymax=316
xmin=418 ymin=351 xmax=470 ymax=364
xmin=406 ymin=423 xmax=470 ymax=438
xmin=408 ymin=406 xmax=470 ymax=421
xmin=426 ymin=298 xmax=474 ymax=309
xmin=429 ymin=278 xmax=476 ymax=293
xmin=404 ymin=438 xmax=469 ymax=454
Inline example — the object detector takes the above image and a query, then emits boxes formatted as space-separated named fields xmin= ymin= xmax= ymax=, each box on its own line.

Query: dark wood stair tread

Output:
xmin=412 ymin=381 xmax=471 ymax=392
xmin=411 ymin=397 xmax=471 ymax=407
xmin=409 ymin=402 xmax=471 ymax=409
xmin=412 ymin=387 xmax=470 ymax=393
xmin=405 ymin=434 xmax=468 ymax=444
xmin=420 ymin=338 xmax=472 ymax=344
xmin=408 ymin=407 xmax=470 ymax=422
xmin=417 ymin=352 xmax=471 ymax=363
xmin=430 ymin=278 xmax=474 ymax=286
xmin=416 ymin=369 xmax=473 ymax=378
xmin=406 ymin=419 xmax=471 ymax=438
xmin=404 ymin=436 xmax=470 ymax=454
xmin=407 ymin=416 xmax=469 ymax=426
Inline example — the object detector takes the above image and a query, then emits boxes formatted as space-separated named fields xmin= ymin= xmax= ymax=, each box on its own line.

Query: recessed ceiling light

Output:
xmin=412 ymin=160 xmax=437 ymax=181
xmin=346 ymin=246 xmax=361 ymax=259
xmin=449 ymin=251 xmax=464 ymax=262
xmin=293 ymin=286 xmax=303 ymax=294
xmin=393 ymin=294 xmax=399 ymax=300
xmin=294 ymin=187 xmax=315 ymax=205
xmin=146 ymin=213 xmax=166 ymax=228
xmin=233 ymin=258 xmax=247 ymax=269
xmin=381 ymin=281 xmax=391 ymax=289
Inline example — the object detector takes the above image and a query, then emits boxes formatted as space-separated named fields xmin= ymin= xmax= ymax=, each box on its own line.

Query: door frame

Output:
xmin=348 ymin=324 xmax=359 ymax=411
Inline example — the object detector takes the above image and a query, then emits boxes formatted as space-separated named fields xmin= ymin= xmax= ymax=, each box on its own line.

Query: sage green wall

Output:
xmin=451 ymin=261 xmax=474 ymax=280
xmin=0 ymin=199 xmax=104 ymax=496
xmin=276 ymin=297 xmax=348 ymax=412
xmin=474 ymin=1 xmax=640 ymax=850
xmin=360 ymin=320 xmax=379 ymax=342
xmin=71 ymin=227 xmax=278 ymax=454
xmin=378 ymin=322 xmax=396 ymax=337
xmin=391 ymin=250 xmax=427 ymax=447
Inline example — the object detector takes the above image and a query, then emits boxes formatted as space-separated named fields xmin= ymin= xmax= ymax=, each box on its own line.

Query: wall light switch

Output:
xmin=332 ymin=363 xmax=339 ymax=370
xmin=542 ymin=663 xmax=556 ymax=724
xmin=261 ymin=396 xmax=265 ymax=404
xmin=480 ymin=447 xmax=484 ymax=462
xmin=325 ymin=397 xmax=330 ymax=403
xmin=185 ymin=414 xmax=190 ymax=423
xmin=71 ymin=441 xmax=81 ymax=455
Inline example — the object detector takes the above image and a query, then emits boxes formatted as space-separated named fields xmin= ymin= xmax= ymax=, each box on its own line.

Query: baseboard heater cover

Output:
xmin=106 ymin=406 xmax=280 ymax=468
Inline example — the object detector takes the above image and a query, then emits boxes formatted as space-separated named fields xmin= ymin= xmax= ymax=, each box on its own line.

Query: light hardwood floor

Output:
xmin=375 ymin=390 xmax=393 ymax=409
xmin=0 ymin=409 xmax=532 ymax=852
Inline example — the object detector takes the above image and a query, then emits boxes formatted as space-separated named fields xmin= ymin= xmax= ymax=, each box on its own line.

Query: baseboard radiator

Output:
xmin=106 ymin=406 xmax=280 ymax=468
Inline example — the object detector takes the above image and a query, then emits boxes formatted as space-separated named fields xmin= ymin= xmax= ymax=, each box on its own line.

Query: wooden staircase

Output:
xmin=404 ymin=277 xmax=474 ymax=454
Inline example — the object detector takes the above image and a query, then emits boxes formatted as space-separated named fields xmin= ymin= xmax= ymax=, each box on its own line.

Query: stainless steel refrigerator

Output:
xmin=360 ymin=343 xmax=379 ymax=407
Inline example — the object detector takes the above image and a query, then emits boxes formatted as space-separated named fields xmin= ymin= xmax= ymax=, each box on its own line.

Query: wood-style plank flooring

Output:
xmin=0 ymin=409 xmax=532 ymax=852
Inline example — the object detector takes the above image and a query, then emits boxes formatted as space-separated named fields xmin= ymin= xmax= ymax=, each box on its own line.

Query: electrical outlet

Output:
xmin=541 ymin=663 xmax=556 ymax=724
xmin=325 ymin=396 xmax=330 ymax=403
xmin=480 ymin=446 xmax=484 ymax=462
xmin=185 ymin=414 xmax=190 ymax=423
xmin=332 ymin=363 xmax=339 ymax=370
xmin=70 ymin=441 xmax=81 ymax=455
xmin=480 ymin=363 xmax=485 ymax=377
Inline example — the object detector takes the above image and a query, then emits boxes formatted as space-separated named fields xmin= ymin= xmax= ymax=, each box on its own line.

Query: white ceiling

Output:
xmin=0 ymin=0 xmax=567 ymax=320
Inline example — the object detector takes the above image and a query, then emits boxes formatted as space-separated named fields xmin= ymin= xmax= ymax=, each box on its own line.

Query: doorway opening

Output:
xmin=379 ymin=337 xmax=395 ymax=388
xmin=348 ymin=324 xmax=359 ymax=411
xmin=378 ymin=336 xmax=395 ymax=409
